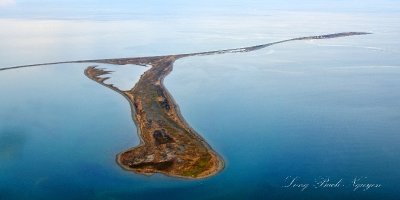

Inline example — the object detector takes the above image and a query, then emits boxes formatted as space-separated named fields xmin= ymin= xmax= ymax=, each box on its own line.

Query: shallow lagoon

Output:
xmin=1 ymin=12 xmax=400 ymax=199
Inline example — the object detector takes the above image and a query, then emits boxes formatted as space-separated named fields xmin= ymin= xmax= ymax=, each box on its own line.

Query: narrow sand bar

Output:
xmin=1 ymin=32 xmax=370 ymax=179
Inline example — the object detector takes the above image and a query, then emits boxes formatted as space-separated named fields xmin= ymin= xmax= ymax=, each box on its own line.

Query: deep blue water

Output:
xmin=1 ymin=12 xmax=400 ymax=200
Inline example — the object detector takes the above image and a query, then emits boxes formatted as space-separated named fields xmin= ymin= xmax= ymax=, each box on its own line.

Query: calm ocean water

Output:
xmin=1 ymin=12 xmax=399 ymax=200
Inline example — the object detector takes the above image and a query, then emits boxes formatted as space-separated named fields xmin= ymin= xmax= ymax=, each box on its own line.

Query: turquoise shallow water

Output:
xmin=0 ymin=12 xmax=400 ymax=200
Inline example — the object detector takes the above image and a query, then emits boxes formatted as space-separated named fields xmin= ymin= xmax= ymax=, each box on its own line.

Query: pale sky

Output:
xmin=1 ymin=0 xmax=399 ymax=19
xmin=0 ymin=0 xmax=15 ymax=7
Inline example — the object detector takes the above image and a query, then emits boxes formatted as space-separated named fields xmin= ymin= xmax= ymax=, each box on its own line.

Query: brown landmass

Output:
xmin=84 ymin=55 xmax=224 ymax=178
xmin=1 ymin=32 xmax=370 ymax=179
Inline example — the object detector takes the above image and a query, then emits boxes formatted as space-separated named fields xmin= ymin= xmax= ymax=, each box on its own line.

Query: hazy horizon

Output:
xmin=1 ymin=0 xmax=400 ymax=20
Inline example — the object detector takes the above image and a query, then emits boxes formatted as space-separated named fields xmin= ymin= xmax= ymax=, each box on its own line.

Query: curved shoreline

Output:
xmin=85 ymin=58 xmax=224 ymax=179
xmin=85 ymin=64 xmax=225 ymax=179
xmin=3 ymin=32 xmax=370 ymax=179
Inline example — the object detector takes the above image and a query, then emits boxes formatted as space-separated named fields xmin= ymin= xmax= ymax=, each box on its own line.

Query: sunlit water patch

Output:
xmin=96 ymin=64 xmax=149 ymax=91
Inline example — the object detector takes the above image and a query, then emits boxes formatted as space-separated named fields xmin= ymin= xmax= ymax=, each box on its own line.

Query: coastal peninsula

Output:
xmin=85 ymin=56 xmax=223 ymax=178
xmin=0 ymin=32 xmax=370 ymax=179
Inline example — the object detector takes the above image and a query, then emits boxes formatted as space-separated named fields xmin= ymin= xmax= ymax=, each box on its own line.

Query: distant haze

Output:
xmin=0 ymin=0 xmax=15 ymax=7
xmin=1 ymin=0 xmax=400 ymax=19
